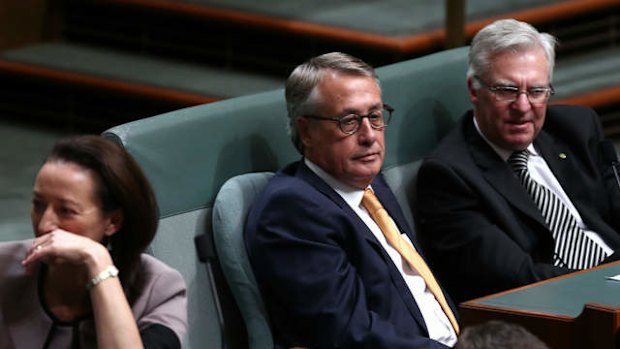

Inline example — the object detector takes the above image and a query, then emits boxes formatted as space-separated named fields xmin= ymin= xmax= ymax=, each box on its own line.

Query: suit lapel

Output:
xmin=464 ymin=117 xmax=548 ymax=228
xmin=535 ymin=131 xmax=574 ymax=194
xmin=296 ymin=161 xmax=381 ymax=250
xmin=296 ymin=161 xmax=346 ymax=209
xmin=535 ymin=131 xmax=605 ymax=232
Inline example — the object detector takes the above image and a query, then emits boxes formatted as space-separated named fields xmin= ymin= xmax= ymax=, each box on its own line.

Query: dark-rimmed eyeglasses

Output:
xmin=303 ymin=104 xmax=394 ymax=135
xmin=475 ymin=75 xmax=554 ymax=105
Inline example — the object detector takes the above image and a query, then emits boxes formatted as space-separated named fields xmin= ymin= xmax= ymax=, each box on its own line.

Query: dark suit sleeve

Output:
xmin=246 ymin=185 xmax=450 ymax=349
xmin=415 ymin=159 xmax=569 ymax=303
xmin=584 ymin=108 xmax=620 ymax=231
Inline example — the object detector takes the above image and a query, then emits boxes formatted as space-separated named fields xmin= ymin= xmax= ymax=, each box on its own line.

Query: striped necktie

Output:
xmin=508 ymin=150 xmax=608 ymax=269
xmin=362 ymin=188 xmax=459 ymax=334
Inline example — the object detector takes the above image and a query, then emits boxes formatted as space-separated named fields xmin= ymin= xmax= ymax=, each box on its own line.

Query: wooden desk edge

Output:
xmin=458 ymin=261 xmax=620 ymax=349
xmin=460 ymin=260 xmax=620 ymax=306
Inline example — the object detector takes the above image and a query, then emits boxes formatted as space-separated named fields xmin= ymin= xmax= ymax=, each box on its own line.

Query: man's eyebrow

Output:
xmin=490 ymin=80 xmax=518 ymax=87
xmin=341 ymin=104 xmax=383 ymax=114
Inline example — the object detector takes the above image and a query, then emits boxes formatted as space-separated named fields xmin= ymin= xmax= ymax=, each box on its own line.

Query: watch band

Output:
xmin=86 ymin=265 xmax=119 ymax=290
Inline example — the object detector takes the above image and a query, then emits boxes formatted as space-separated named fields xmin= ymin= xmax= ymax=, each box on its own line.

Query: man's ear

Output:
xmin=467 ymin=77 xmax=479 ymax=104
xmin=104 ymin=209 xmax=124 ymax=236
xmin=297 ymin=116 xmax=313 ymax=149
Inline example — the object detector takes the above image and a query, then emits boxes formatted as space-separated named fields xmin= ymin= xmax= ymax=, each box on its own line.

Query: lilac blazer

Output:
xmin=0 ymin=239 xmax=187 ymax=348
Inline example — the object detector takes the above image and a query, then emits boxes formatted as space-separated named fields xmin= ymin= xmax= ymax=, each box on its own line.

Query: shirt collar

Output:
xmin=304 ymin=158 xmax=367 ymax=207
xmin=473 ymin=116 xmax=537 ymax=162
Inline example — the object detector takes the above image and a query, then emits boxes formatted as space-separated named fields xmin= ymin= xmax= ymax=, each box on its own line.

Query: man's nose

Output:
xmin=356 ymin=117 xmax=377 ymax=142
xmin=511 ymin=92 xmax=533 ymax=112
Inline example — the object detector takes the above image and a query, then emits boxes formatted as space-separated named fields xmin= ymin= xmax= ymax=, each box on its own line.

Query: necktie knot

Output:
xmin=508 ymin=149 xmax=529 ymax=173
xmin=362 ymin=188 xmax=381 ymax=214
xmin=362 ymin=189 xmax=395 ymax=241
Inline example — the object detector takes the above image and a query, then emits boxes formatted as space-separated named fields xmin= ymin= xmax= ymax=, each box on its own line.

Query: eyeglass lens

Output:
xmin=340 ymin=108 xmax=390 ymax=134
xmin=475 ymin=75 xmax=553 ymax=105
xmin=493 ymin=87 xmax=552 ymax=104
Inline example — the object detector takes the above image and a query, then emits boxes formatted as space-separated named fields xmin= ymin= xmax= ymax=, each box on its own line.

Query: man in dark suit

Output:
xmin=415 ymin=19 xmax=620 ymax=304
xmin=246 ymin=52 xmax=459 ymax=348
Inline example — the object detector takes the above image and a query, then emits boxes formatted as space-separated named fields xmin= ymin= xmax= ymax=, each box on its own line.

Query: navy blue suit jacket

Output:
xmin=245 ymin=161 xmax=456 ymax=348
xmin=416 ymin=105 xmax=620 ymax=303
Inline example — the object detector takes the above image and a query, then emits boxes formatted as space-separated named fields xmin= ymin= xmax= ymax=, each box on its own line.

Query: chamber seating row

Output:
xmin=102 ymin=46 xmax=471 ymax=348
xmin=103 ymin=40 xmax=619 ymax=348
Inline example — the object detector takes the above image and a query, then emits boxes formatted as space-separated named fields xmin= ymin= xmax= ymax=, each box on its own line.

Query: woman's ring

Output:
xmin=36 ymin=245 xmax=43 ymax=251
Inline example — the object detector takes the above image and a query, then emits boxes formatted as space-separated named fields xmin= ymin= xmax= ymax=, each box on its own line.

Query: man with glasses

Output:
xmin=415 ymin=19 xmax=620 ymax=304
xmin=246 ymin=52 xmax=458 ymax=348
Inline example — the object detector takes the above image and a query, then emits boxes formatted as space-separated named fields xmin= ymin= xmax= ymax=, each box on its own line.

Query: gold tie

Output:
xmin=362 ymin=188 xmax=460 ymax=334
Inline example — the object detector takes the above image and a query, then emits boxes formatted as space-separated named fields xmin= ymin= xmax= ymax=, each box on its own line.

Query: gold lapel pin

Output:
xmin=559 ymin=153 xmax=567 ymax=159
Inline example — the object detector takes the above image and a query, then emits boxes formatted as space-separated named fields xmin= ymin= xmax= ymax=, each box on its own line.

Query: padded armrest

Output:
xmin=212 ymin=172 xmax=275 ymax=348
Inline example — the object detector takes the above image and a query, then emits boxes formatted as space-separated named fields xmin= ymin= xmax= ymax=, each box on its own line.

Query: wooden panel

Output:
xmin=459 ymin=262 xmax=620 ymax=349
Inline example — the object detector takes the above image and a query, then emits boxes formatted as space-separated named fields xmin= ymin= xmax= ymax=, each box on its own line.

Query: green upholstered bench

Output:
xmin=102 ymin=46 xmax=470 ymax=349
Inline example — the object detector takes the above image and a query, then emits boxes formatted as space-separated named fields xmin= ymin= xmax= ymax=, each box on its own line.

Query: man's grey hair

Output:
xmin=468 ymin=19 xmax=557 ymax=88
xmin=285 ymin=52 xmax=380 ymax=154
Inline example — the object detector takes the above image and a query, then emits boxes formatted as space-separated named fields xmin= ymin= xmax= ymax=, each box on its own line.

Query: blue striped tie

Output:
xmin=508 ymin=150 xmax=607 ymax=269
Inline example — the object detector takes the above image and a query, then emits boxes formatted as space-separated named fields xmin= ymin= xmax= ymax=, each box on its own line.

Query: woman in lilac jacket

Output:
xmin=0 ymin=135 xmax=187 ymax=348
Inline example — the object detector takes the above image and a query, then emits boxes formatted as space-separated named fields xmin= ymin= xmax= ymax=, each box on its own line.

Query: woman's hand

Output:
xmin=22 ymin=229 xmax=112 ymax=277
xmin=24 ymin=229 xmax=145 ymax=348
